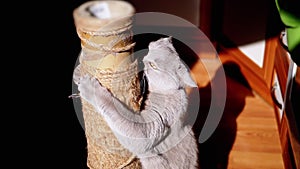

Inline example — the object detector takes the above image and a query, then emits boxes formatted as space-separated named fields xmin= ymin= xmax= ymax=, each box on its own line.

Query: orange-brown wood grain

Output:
xmin=191 ymin=58 xmax=284 ymax=169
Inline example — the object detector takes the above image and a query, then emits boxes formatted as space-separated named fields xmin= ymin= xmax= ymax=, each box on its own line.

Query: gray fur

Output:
xmin=77 ymin=37 xmax=199 ymax=169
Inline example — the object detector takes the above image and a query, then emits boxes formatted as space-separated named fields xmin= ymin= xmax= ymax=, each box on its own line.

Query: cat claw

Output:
xmin=68 ymin=93 xmax=81 ymax=98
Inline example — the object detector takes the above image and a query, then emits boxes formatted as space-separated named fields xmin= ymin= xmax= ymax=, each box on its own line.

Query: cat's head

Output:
xmin=143 ymin=36 xmax=197 ymax=92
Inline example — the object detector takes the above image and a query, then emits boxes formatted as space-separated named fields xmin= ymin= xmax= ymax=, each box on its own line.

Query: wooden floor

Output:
xmin=189 ymin=57 xmax=285 ymax=169
xmin=227 ymin=94 xmax=284 ymax=169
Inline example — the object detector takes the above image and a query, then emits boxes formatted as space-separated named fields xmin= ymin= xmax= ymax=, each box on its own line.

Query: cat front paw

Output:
xmin=78 ymin=74 xmax=112 ymax=110
xmin=73 ymin=64 xmax=82 ymax=85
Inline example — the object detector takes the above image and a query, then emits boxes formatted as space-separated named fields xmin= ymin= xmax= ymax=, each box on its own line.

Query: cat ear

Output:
xmin=167 ymin=36 xmax=173 ymax=43
xmin=178 ymin=62 xmax=198 ymax=88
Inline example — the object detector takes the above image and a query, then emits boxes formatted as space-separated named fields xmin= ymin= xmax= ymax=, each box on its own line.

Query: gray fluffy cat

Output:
xmin=77 ymin=37 xmax=199 ymax=169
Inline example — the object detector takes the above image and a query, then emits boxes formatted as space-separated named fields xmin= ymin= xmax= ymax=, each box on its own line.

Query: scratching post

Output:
xmin=73 ymin=0 xmax=142 ymax=168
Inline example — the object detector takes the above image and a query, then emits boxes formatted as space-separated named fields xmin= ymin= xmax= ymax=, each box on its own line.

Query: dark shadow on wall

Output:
xmin=191 ymin=61 xmax=254 ymax=169
xmin=132 ymin=31 xmax=201 ymax=69
xmin=211 ymin=0 xmax=284 ymax=48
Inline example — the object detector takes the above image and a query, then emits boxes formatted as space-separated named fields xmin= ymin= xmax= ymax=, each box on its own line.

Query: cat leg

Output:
xmin=78 ymin=75 xmax=167 ymax=155
xmin=139 ymin=155 xmax=171 ymax=169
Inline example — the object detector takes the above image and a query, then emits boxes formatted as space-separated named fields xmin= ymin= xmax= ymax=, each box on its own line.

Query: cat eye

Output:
xmin=149 ymin=62 xmax=158 ymax=70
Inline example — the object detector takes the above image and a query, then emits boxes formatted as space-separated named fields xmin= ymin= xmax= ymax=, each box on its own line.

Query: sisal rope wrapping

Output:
xmin=73 ymin=1 xmax=142 ymax=168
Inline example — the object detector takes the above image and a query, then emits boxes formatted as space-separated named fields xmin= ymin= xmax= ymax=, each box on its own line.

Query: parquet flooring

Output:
xmin=190 ymin=58 xmax=285 ymax=169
